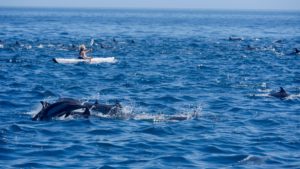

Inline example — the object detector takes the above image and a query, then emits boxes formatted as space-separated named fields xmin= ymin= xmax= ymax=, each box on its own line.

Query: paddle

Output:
xmin=90 ymin=38 xmax=94 ymax=47
xmin=88 ymin=38 xmax=94 ymax=62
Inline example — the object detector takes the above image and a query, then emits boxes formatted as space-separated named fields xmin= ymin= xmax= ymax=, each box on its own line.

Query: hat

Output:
xmin=79 ymin=44 xmax=86 ymax=50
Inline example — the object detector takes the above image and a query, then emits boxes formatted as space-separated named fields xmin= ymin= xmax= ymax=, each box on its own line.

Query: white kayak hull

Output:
xmin=53 ymin=57 xmax=117 ymax=64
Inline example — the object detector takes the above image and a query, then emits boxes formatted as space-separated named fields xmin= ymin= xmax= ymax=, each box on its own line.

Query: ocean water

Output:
xmin=0 ymin=8 xmax=300 ymax=168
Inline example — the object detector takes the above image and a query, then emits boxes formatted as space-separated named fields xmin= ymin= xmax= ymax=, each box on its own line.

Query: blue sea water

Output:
xmin=0 ymin=7 xmax=300 ymax=168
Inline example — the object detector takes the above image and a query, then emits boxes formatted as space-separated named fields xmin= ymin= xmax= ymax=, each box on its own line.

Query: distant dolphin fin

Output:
xmin=53 ymin=58 xmax=58 ymax=63
xmin=280 ymin=87 xmax=286 ymax=93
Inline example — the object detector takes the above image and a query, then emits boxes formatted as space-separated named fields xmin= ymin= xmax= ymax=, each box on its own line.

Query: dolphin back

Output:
xmin=32 ymin=100 xmax=88 ymax=121
xmin=270 ymin=87 xmax=288 ymax=99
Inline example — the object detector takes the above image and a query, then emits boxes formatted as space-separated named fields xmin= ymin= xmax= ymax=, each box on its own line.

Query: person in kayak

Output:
xmin=79 ymin=44 xmax=92 ymax=60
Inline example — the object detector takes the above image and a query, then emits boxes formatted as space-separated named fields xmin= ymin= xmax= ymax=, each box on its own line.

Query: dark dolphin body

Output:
xmin=229 ymin=36 xmax=244 ymax=41
xmin=84 ymin=101 xmax=122 ymax=116
xmin=269 ymin=87 xmax=289 ymax=99
xmin=32 ymin=99 xmax=90 ymax=121
xmin=294 ymin=48 xmax=300 ymax=54
xmin=32 ymin=98 xmax=123 ymax=121
xmin=288 ymin=48 xmax=300 ymax=55
xmin=246 ymin=45 xmax=257 ymax=50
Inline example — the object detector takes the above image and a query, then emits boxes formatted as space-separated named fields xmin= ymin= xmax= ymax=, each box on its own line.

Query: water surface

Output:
xmin=0 ymin=8 xmax=300 ymax=168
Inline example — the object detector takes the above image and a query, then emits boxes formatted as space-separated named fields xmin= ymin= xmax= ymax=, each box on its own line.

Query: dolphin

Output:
xmin=229 ymin=36 xmax=244 ymax=41
xmin=15 ymin=41 xmax=21 ymax=46
xmin=32 ymin=98 xmax=123 ymax=120
xmin=32 ymin=99 xmax=90 ymax=121
xmin=84 ymin=101 xmax=122 ymax=116
xmin=246 ymin=45 xmax=257 ymax=50
xmin=269 ymin=87 xmax=289 ymax=99
xmin=288 ymin=48 xmax=300 ymax=55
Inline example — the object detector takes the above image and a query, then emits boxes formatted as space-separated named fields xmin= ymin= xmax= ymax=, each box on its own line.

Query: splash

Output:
xmin=90 ymin=101 xmax=201 ymax=122
xmin=24 ymin=103 xmax=43 ymax=118
xmin=238 ymin=155 xmax=266 ymax=165
xmin=133 ymin=105 xmax=201 ymax=122
xmin=37 ymin=44 xmax=44 ymax=48
xmin=90 ymin=38 xmax=94 ymax=46
xmin=285 ymin=93 xmax=300 ymax=100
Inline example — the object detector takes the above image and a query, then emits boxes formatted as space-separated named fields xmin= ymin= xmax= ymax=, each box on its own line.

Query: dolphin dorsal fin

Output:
xmin=280 ymin=87 xmax=286 ymax=93
xmin=40 ymin=101 xmax=46 ymax=108
xmin=40 ymin=101 xmax=50 ymax=108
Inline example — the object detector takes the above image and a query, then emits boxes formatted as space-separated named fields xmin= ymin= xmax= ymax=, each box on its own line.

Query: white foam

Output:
xmin=238 ymin=155 xmax=265 ymax=165
xmin=133 ymin=112 xmax=158 ymax=121
xmin=133 ymin=106 xmax=201 ymax=122
xmin=91 ymin=103 xmax=135 ymax=120
xmin=260 ymin=82 xmax=267 ymax=88
xmin=285 ymin=94 xmax=300 ymax=100
xmin=24 ymin=103 xmax=43 ymax=118
xmin=37 ymin=44 xmax=44 ymax=48
xmin=90 ymin=104 xmax=202 ymax=122
xmin=252 ymin=93 xmax=270 ymax=97
xmin=257 ymin=88 xmax=272 ymax=93
xmin=90 ymin=38 xmax=94 ymax=46
xmin=25 ymin=45 xmax=32 ymax=49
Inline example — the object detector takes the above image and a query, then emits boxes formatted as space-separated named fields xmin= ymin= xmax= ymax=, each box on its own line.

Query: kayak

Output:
xmin=53 ymin=57 xmax=117 ymax=64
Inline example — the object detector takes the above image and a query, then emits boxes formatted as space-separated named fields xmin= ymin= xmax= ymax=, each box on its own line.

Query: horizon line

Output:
xmin=1 ymin=6 xmax=300 ymax=12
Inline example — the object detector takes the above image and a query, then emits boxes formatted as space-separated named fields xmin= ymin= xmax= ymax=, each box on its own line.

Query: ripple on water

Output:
xmin=202 ymin=154 xmax=249 ymax=165
xmin=238 ymin=155 xmax=267 ymax=165
xmin=87 ymin=128 xmax=122 ymax=135
xmin=136 ymin=126 xmax=175 ymax=136
xmin=153 ymin=156 xmax=196 ymax=168
xmin=0 ymin=100 xmax=20 ymax=108
xmin=200 ymin=145 xmax=229 ymax=154
xmin=9 ymin=124 xmax=23 ymax=132
xmin=157 ymin=95 xmax=183 ymax=103
xmin=13 ymin=163 xmax=57 ymax=168
xmin=99 ymin=165 xmax=116 ymax=169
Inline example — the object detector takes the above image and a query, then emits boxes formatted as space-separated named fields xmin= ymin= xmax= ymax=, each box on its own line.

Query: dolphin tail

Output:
xmin=32 ymin=114 xmax=39 ymax=121
xmin=32 ymin=110 xmax=45 ymax=121
xmin=33 ymin=103 xmax=46 ymax=121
